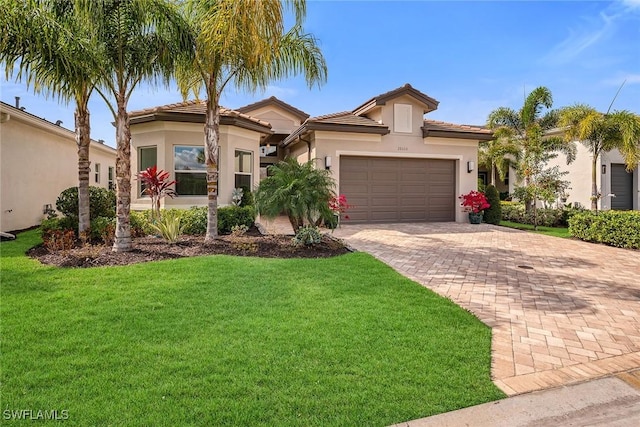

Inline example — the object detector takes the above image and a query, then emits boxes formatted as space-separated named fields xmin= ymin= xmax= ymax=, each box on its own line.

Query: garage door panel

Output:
xmin=400 ymin=185 xmax=427 ymax=195
xmin=340 ymin=156 xmax=456 ymax=223
xmin=341 ymin=170 xmax=369 ymax=181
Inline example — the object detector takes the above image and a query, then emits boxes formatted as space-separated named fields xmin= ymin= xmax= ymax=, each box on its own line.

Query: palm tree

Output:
xmin=478 ymin=138 xmax=520 ymax=186
xmin=176 ymin=0 xmax=327 ymax=242
xmin=559 ymin=104 xmax=640 ymax=210
xmin=255 ymin=159 xmax=335 ymax=232
xmin=76 ymin=0 xmax=193 ymax=252
xmin=487 ymin=87 xmax=576 ymax=211
xmin=0 ymin=0 xmax=97 ymax=241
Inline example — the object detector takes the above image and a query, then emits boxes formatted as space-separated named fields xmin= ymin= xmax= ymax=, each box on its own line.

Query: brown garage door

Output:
xmin=340 ymin=156 xmax=456 ymax=223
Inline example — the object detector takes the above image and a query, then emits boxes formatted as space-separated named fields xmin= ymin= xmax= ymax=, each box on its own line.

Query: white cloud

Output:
xmin=603 ymin=73 xmax=640 ymax=86
xmin=174 ymin=147 xmax=205 ymax=171
xmin=543 ymin=11 xmax=615 ymax=65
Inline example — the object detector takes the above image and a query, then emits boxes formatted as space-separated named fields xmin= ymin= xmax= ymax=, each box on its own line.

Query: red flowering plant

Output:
xmin=459 ymin=190 xmax=490 ymax=213
xmin=137 ymin=165 xmax=177 ymax=219
xmin=328 ymin=194 xmax=352 ymax=229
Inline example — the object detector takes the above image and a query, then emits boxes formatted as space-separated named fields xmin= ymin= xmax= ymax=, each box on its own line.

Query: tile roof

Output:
xmin=423 ymin=119 xmax=493 ymax=140
xmin=236 ymin=96 xmax=309 ymax=120
xmin=307 ymin=111 xmax=388 ymax=128
xmin=353 ymin=83 xmax=439 ymax=115
xmin=423 ymin=119 xmax=492 ymax=135
xmin=129 ymin=100 xmax=271 ymax=128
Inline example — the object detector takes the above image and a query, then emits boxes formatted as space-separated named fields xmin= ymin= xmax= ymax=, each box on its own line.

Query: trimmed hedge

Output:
xmin=483 ymin=185 xmax=501 ymax=225
xmin=218 ymin=206 xmax=256 ymax=234
xmin=56 ymin=186 xmax=116 ymax=219
xmin=569 ymin=210 xmax=640 ymax=249
xmin=500 ymin=202 xmax=564 ymax=227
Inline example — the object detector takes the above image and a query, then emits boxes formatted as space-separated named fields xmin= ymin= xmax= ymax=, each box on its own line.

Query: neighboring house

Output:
xmin=128 ymin=101 xmax=272 ymax=211
xmin=1 ymin=100 xmax=116 ymax=232
xmin=282 ymin=84 xmax=492 ymax=223
xmin=546 ymin=143 xmax=639 ymax=211
xmin=129 ymin=84 xmax=493 ymax=223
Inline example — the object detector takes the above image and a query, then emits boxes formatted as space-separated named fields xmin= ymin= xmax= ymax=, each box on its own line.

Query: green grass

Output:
xmin=1 ymin=230 xmax=504 ymax=426
xmin=498 ymin=220 xmax=571 ymax=238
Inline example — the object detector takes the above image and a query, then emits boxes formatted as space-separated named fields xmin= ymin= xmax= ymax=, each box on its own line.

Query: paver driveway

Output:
xmin=332 ymin=223 xmax=640 ymax=396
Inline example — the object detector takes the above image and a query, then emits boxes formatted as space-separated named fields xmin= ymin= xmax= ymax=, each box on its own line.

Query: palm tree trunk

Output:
xmin=491 ymin=161 xmax=496 ymax=186
xmin=75 ymin=97 xmax=91 ymax=243
xmin=591 ymin=156 xmax=598 ymax=211
xmin=204 ymin=86 xmax=220 ymax=242
xmin=112 ymin=94 xmax=132 ymax=252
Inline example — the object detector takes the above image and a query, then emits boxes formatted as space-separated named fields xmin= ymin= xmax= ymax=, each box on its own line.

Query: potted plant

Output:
xmin=459 ymin=190 xmax=490 ymax=224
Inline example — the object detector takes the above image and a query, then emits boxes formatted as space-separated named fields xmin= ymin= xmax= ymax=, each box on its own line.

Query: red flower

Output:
xmin=459 ymin=191 xmax=490 ymax=213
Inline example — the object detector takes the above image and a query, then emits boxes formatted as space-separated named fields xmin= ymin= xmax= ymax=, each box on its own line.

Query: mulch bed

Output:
xmin=28 ymin=228 xmax=352 ymax=268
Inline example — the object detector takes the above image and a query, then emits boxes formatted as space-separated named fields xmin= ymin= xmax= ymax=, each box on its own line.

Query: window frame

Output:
xmin=234 ymin=149 xmax=253 ymax=190
xmin=94 ymin=163 xmax=101 ymax=183
xmin=138 ymin=146 xmax=157 ymax=197
xmin=108 ymin=166 xmax=115 ymax=190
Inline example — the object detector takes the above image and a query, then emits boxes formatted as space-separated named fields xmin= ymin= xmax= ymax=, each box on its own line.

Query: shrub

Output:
xmin=500 ymin=202 xmax=564 ymax=227
xmin=483 ymin=185 xmax=501 ymax=225
xmin=42 ymin=229 xmax=75 ymax=252
xmin=240 ymin=186 xmax=254 ymax=207
xmin=56 ymin=186 xmax=116 ymax=220
xmin=41 ymin=216 xmax=77 ymax=236
xmin=182 ymin=207 xmax=208 ymax=235
xmin=255 ymin=158 xmax=335 ymax=232
xmin=150 ymin=210 xmax=185 ymax=243
xmin=90 ymin=217 xmax=116 ymax=243
xmin=292 ymin=225 xmax=323 ymax=246
xmin=569 ymin=210 xmax=640 ymax=249
xmin=218 ymin=206 xmax=255 ymax=234
xmin=130 ymin=210 xmax=154 ymax=237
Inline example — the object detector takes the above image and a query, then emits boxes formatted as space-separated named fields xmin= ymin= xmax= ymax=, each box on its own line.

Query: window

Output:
xmin=94 ymin=163 xmax=101 ymax=183
xmin=108 ymin=166 xmax=115 ymax=190
xmin=138 ymin=146 xmax=157 ymax=196
xmin=393 ymin=103 xmax=412 ymax=133
xmin=174 ymin=146 xmax=206 ymax=196
xmin=235 ymin=150 xmax=253 ymax=190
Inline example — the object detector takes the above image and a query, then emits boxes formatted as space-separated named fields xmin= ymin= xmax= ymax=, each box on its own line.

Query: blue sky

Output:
xmin=1 ymin=0 xmax=639 ymax=147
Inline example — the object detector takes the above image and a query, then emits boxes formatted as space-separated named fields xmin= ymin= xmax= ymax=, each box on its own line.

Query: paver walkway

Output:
xmin=330 ymin=223 xmax=640 ymax=396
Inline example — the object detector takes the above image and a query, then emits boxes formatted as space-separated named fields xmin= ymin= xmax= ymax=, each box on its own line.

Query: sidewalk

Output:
xmin=392 ymin=372 xmax=640 ymax=427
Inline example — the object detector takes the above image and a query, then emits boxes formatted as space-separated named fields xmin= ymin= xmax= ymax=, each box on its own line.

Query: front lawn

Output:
xmin=498 ymin=220 xmax=571 ymax=238
xmin=1 ymin=230 xmax=504 ymax=426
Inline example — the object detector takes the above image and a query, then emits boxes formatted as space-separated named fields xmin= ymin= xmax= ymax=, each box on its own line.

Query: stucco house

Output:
xmin=128 ymin=101 xmax=273 ymax=211
xmin=129 ymin=84 xmax=493 ymax=223
xmin=546 ymin=144 xmax=639 ymax=211
xmin=282 ymin=84 xmax=493 ymax=223
xmin=1 ymin=100 xmax=116 ymax=232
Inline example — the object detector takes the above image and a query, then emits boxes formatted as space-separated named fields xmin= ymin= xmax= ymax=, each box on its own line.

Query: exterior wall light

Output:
xmin=602 ymin=164 xmax=606 ymax=174
xmin=467 ymin=161 xmax=475 ymax=173
xmin=325 ymin=156 xmax=332 ymax=170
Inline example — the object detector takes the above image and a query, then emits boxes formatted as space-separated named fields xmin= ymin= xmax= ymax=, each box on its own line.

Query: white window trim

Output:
xmin=234 ymin=149 xmax=253 ymax=189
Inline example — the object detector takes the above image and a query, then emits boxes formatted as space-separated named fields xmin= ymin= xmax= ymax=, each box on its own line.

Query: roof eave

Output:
xmin=130 ymin=112 xmax=272 ymax=135
xmin=422 ymin=127 xmax=493 ymax=141
xmin=282 ymin=122 xmax=390 ymax=146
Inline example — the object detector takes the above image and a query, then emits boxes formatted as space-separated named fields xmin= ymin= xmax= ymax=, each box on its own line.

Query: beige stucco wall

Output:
xmin=130 ymin=120 xmax=261 ymax=210
xmin=1 ymin=106 xmax=116 ymax=232
xmin=242 ymin=106 xmax=302 ymax=134
xmin=547 ymin=144 xmax=639 ymax=210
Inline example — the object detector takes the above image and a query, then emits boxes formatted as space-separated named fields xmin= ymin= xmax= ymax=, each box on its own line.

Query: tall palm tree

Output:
xmin=478 ymin=138 xmax=520 ymax=186
xmin=75 ymin=0 xmax=193 ymax=252
xmin=487 ymin=87 xmax=576 ymax=211
xmin=0 ymin=0 xmax=97 ymax=241
xmin=559 ymin=104 xmax=640 ymax=210
xmin=177 ymin=0 xmax=327 ymax=242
